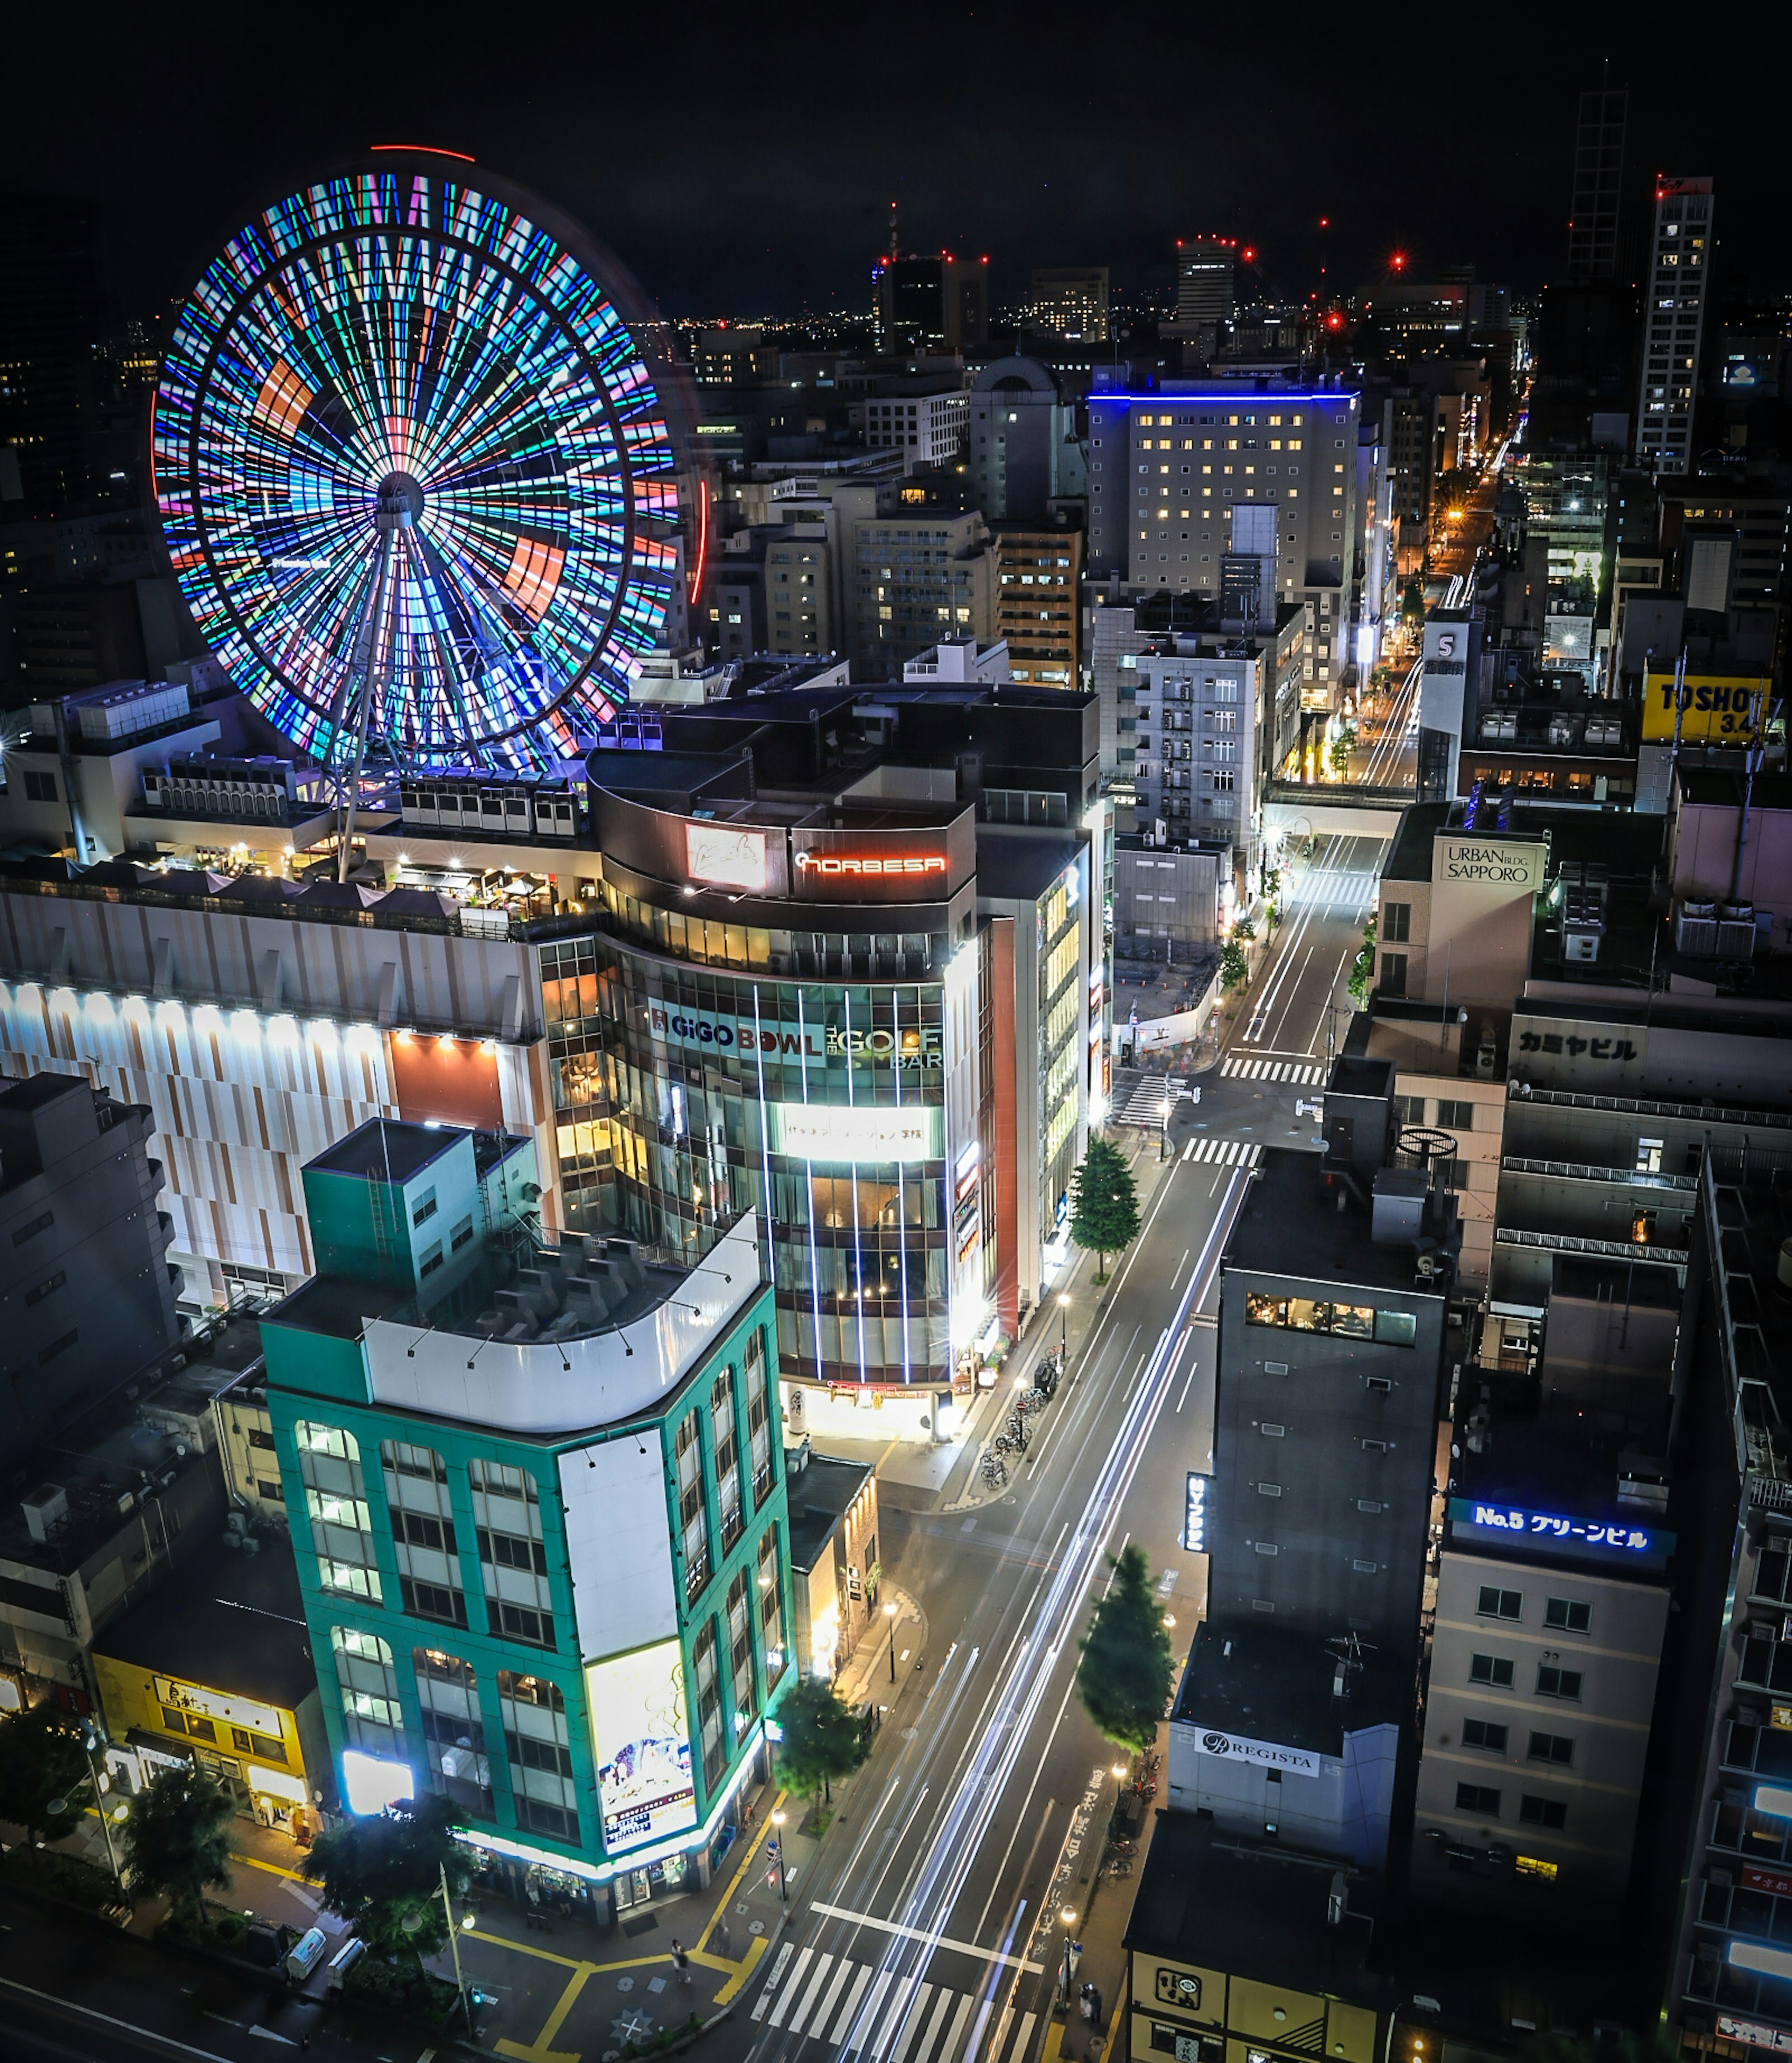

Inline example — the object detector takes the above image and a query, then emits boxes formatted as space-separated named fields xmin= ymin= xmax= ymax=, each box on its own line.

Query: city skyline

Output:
xmin=4 ymin=9 xmax=1786 ymax=322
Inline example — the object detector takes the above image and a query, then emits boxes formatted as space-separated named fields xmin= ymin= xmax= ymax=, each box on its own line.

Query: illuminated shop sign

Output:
xmin=647 ymin=1004 xmax=941 ymax=1067
xmin=1718 ymin=2019 xmax=1792 ymax=2056
xmin=1193 ymin=1727 xmax=1318 ymax=1778
xmin=1642 ymin=669 xmax=1770 ymax=744
xmin=153 ymin=1675 xmax=281 ymax=1737
xmin=587 ymin=1639 xmax=697 ymax=1853
xmin=1183 ymin=1473 xmax=1207 ymax=1552
xmin=685 ymin=822 xmax=767 ymax=894
xmin=795 ymin=851 xmax=946 ymax=880
xmin=770 ymin=1102 xmax=943 ymax=1163
xmin=1447 ymin=1497 xmax=1674 ymax=1565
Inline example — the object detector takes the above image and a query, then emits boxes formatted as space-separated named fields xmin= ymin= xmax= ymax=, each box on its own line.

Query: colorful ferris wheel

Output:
xmin=152 ymin=152 xmax=693 ymax=775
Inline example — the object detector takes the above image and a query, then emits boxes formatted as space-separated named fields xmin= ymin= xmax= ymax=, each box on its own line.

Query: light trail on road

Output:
xmin=757 ymin=1165 xmax=1254 ymax=2063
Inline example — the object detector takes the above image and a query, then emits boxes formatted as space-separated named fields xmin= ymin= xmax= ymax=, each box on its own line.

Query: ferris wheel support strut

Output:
xmin=336 ymin=492 xmax=410 ymax=883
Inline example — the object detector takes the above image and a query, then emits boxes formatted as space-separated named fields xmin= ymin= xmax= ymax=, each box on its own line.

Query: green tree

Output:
xmin=1069 ymin=1137 xmax=1142 ymax=1284
xmin=775 ymin=1678 xmax=871 ymax=1803
xmin=0 ymin=1705 xmax=91 ymax=1843
xmin=1260 ymin=865 xmax=1282 ymax=904
xmin=1218 ymin=938 xmax=1249 ymax=992
xmin=121 ymin=1765 xmax=233 ymax=1927
xmin=1347 ymin=915 xmax=1378 ymax=1002
xmin=1400 ymin=575 xmax=1426 ymax=626
xmin=1077 ymin=1544 xmax=1174 ymax=1754
xmin=303 ymin=1794 xmax=467 ymax=1971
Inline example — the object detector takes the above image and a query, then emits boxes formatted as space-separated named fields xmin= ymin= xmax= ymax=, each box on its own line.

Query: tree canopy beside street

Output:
xmin=776 ymin=1678 xmax=872 ymax=1802
xmin=1076 ymin=1544 xmax=1175 ymax=1753
xmin=303 ymin=1793 xmax=467 ymax=1969
xmin=0 ymin=1704 xmax=92 ymax=1845
xmin=121 ymin=1765 xmax=233 ymax=1927
xmin=1069 ymin=1137 xmax=1141 ymax=1284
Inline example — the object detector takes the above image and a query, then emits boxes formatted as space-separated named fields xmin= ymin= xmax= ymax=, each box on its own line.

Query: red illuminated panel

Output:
xmin=390 ymin=1032 xmax=505 ymax=1133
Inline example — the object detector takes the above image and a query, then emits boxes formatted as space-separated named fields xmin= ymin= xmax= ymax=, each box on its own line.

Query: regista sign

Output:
xmin=1193 ymin=1727 xmax=1319 ymax=1778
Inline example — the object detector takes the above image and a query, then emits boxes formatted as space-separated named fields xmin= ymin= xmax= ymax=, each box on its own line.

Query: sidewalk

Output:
xmin=939 ymin=1131 xmax=1178 ymax=1517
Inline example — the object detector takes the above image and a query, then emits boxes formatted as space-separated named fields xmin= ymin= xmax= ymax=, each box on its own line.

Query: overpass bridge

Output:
xmin=1262 ymin=779 xmax=1417 ymax=842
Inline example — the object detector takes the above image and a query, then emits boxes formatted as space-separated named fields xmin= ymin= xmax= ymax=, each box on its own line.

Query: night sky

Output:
xmin=7 ymin=5 xmax=1785 ymax=324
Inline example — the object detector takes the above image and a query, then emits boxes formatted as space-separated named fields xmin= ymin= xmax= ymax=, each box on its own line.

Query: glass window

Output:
xmin=297 ymin=1422 xmax=382 ymax=1604
xmin=1470 ymin=1653 xmax=1515 ymax=1689
xmin=330 ymin=1626 xmax=403 ymax=1755
xmin=693 ymin=1619 xmax=725 ymax=1790
xmin=1477 ymin=1586 xmax=1522 ymax=1621
xmin=712 ymin=1373 xmax=743 ymax=1554
xmin=1536 ymin=1665 xmax=1582 ymax=1701
xmin=1462 ymin=1719 xmax=1507 ymax=1753
xmin=757 ymin=1527 xmax=786 ymax=1692
xmin=1544 ymin=1596 xmax=1591 ymax=1634
xmin=413 ymin=1648 xmax=493 ymax=1818
xmin=745 ymin=1331 xmax=774 ymax=1505
xmin=1373 ymin=1311 xmax=1417 ymax=1348
xmin=470 ymin=1458 xmax=554 ymax=1651
xmin=676 ymin=1414 xmax=711 ymax=1600
xmin=727 ymin=1568 xmax=756 ymax=1733
xmin=497 ymin=1671 xmax=579 ymax=1845
xmin=381 ymin=1441 xmax=465 ymax=1628
xmin=1456 ymin=1782 xmax=1501 ymax=1816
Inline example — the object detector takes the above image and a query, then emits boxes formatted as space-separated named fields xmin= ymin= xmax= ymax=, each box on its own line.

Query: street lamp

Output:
xmin=1057 ymin=1293 xmax=1071 ymax=1368
xmin=438 ymin=1863 xmax=474 ymax=2028
xmin=77 ymin=1723 xmax=126 ymax=1902
xmin=885 ymin=1599 xmax=900 ymax=1684
xmin=1059 ymin=1903 xmax=1079 ymax=2013
xmin=1160 ymin=1093 xmax=1171 ymax=1162
xmin=770 ymin=1809 xmax=788 ymax=1904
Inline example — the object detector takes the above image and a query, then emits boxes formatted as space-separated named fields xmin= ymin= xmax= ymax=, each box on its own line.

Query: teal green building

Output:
xmin=260 ymin=1118 xmax=790 ymax=1915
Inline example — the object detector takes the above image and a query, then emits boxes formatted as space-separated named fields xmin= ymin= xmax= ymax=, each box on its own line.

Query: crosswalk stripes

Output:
xmin=1221 ymin=1056 xmax=1326 ymax=1085
xmin=1178 ymin=1138 xmax=1263 ymax=1168
xmin=752 ymin=1945 xmax=1037 ymax=2063
xmin=1113 ymin=1070 xmax=1171 ymax=1127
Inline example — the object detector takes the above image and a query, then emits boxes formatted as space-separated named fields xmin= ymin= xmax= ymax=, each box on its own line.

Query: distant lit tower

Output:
xmin=1566 ymin=85 xmax=1627 ymax=284
xmin=1634 ymin=176 xmax=1714 ymax=476
xmin=1176 ymin=236 xmax=1236 ymax=326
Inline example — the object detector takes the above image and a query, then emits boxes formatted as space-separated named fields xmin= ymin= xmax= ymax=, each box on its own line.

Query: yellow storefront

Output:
xmin=88 ymin=1548 xmax=328 ymax=1840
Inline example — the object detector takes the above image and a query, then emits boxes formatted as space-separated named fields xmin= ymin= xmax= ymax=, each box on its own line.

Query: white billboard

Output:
xmin=771 ymin=1102 xmax=942 ymax=1164
xmin=684 ymin=821 xmax=767 ymax=894
xmin=588 ymin=1638 xmax=698 ymax=1853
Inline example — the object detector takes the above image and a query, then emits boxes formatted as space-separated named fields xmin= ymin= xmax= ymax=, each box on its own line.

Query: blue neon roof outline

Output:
xmin=1088 ymin=393 xmax=1358 ymax=404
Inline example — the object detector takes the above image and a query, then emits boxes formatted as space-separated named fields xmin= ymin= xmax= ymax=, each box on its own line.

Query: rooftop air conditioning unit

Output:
xmin=1675 ymin=901 xmax=1717 ymax=956
xmin=1717 ymin=903 xmax=1758 ymax=958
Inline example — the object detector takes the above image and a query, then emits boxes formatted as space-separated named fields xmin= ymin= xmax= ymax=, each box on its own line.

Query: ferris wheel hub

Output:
xmin=376 ymin=471 xmax=424 ymax=528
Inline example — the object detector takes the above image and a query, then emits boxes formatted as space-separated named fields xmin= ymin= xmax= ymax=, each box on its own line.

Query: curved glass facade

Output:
xmin=542 ymin=908 xmax=965 ymax=1392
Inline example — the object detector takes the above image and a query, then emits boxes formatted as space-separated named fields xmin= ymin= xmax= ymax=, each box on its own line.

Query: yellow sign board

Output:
xmin=1641 ymin=670 xmax=1771 ymax=744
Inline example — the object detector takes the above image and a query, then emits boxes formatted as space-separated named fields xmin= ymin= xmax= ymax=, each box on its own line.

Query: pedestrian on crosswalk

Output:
xmin=672 ymin=1939 xmax=691 ymax=1986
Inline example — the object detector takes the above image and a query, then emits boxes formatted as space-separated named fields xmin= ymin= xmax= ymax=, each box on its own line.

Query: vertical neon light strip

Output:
xmin=751 ymin=986 xmax=775 ymax=1290
xmin=891 ymin=986 xmax=911 ymax=1388
xmin=842 ymin=990 xmax=867 ymax=1386
xmin=796 ymin=990 xmax=824 ymax=1391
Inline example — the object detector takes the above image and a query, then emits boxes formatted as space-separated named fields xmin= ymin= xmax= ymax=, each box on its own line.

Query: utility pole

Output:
xmin=440 ymin=1862 xmax=473 ymax=2028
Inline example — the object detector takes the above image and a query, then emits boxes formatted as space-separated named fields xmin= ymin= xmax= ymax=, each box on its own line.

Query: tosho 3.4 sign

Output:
xmin=1193 ymin=1727 xmax=1319 ymax=1777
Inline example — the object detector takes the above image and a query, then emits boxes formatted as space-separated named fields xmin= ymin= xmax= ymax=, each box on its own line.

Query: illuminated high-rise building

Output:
xmin=1030 ymin=267 xmax=1108 ymax=343
xmin=1635 ymin=177 xmax=1714 ymax=476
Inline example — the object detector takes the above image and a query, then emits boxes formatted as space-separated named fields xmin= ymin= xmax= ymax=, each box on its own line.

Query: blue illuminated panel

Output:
xmin=153 ymin=164 xmax=681 ymax=771
xmin=1447 ymin=1497 xmax=1674 ymax=1568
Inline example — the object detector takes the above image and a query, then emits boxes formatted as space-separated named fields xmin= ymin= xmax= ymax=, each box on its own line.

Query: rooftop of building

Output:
xmin=308 ymin=1119 xmax=468 ymax=1188
xmin=975 ymin=829 xmax=1080 ymax=903
xmin=91 ymin=1525 xmax=317 ymax=1713
xmin=785 ymin=1455 xmax=875 ymax=1576
xmin=1174 ymin=1617 xmax=1408 ymax=1751
xmin=1120 ymin=1809 xmax=1382 ymax=2007
xmin=1226 ymin=1146 xmax=1453 ymax=1298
